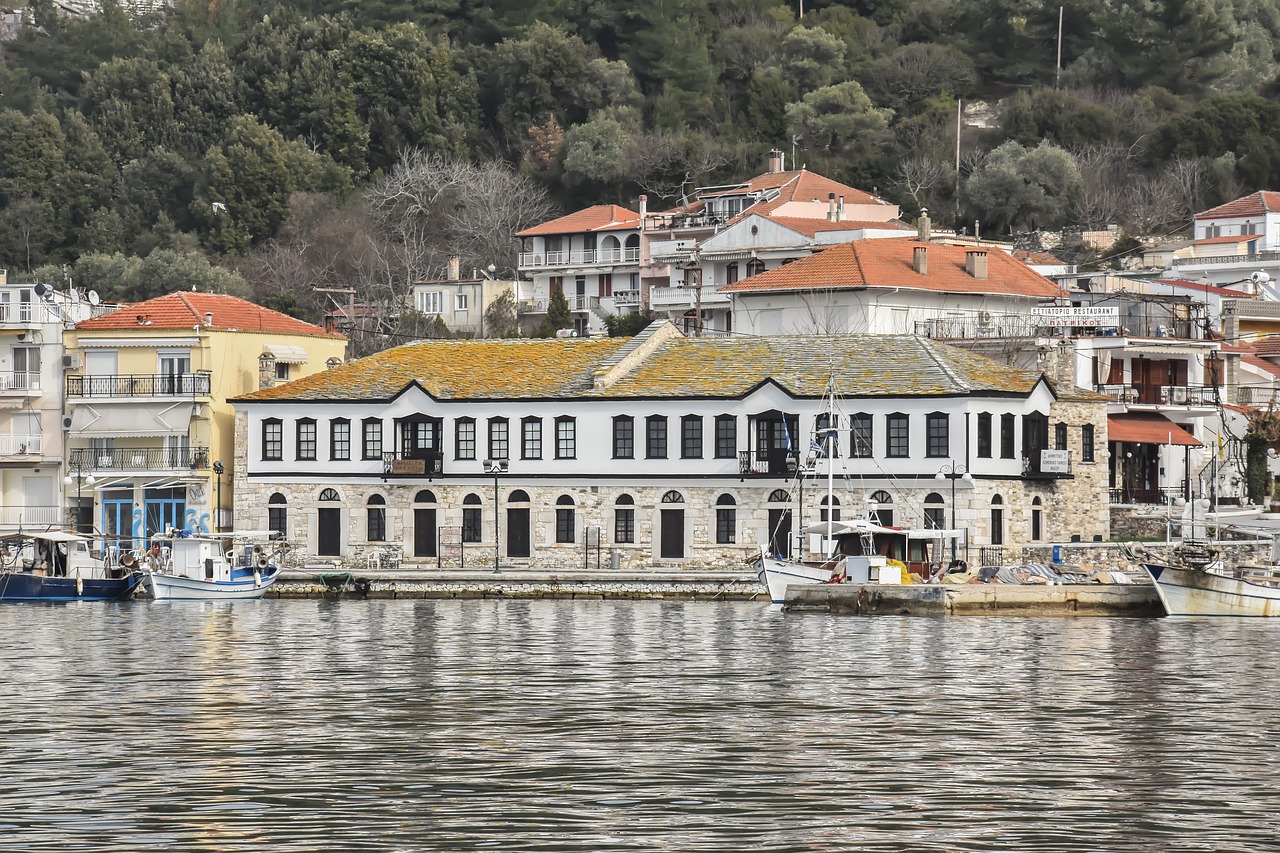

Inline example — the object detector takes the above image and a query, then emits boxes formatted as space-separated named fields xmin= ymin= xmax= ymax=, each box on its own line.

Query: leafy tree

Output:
xmin=964 ymin=140 xmax=1081 ymax=235
xmin=80 ymin=58 xmax=177 ymax=167
xmin=777 ymin=25 xmax=847 ymax=94
xmin=864 ymin=43 xmax=978 ymax=111
xmin=561 ymin=113 xmax=631 ymax=191
xmin=1146 ymin=95 xmax=1280 ymax=190
xmin=483 ymin=289 xmax=520 ymax=338
xmin=604 ymin=312 xmax=652 ymax=337
xmin=0 ymin=196 xmax=56 ymax=272
xmin=491 ymin=22 xmax=595 ymax=141
xmin=535 ymin=288 xmax=572 ymax=337
xmin=785 ymin=80 xmax=893 ymax=156
xmin=1000 ymin=88 xmax=1119 ymax=149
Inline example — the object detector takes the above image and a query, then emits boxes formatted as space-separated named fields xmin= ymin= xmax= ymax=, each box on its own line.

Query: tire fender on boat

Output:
xmin=76 ymin=577 xmax=83 ymax=596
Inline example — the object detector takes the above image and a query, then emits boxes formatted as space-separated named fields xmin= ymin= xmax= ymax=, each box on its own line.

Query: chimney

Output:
xmin=917 ymin=208 xmax=931 ymax=242
xmin=965 ymin=249 xmax=989 ymax=280
xmin=447 ymin=256 xmax=460 ymax=281
xmin=827 ymin=192 xmax=837 ymax=222
xmin=837 ymin=195 xmax=845 ymax=220
xmin=204 ymin=312 xmax=213 ymax=326
xmin=258 ymin=352 xmax=276 ymax=390
xmin=638 ymin=194 xmax=648 ymax=219
xmin=913 ymin=246 xmax=928 ymax=276
xmin=768 ymin=149 xmax=783 ymax=174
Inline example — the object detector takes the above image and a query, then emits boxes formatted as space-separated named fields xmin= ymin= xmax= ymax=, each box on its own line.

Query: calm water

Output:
xmin=2 ymin=601 xmax=1279 ymax=852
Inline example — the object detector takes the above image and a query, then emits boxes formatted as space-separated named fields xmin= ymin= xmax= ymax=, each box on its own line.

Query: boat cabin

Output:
xmin=0 ymin=531 xmax=124 ymax=579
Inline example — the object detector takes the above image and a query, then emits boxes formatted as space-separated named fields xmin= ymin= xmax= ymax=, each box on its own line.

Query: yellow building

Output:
xmin=64 ymin=292 xmax=345 ymax=551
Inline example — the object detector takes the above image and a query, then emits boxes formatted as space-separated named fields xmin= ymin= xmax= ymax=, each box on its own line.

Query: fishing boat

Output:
xmin=751 ymin=375 xmax=962 ymax=604
xmin=141 ymin=529 xmax=286 ymax=601
xmin=0 ymin=530 xmax=142 ymax=602
xmin=1126 ymin=539 xmax=1280 ymax=617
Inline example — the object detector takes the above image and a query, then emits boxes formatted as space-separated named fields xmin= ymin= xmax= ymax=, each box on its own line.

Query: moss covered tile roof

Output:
xmin=236 ymin=331 xmax=1044 ymax=404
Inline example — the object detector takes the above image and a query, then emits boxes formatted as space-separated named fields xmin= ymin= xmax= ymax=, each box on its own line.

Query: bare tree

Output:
xmin=894 ymin=155 xmax=949 ymax=212
xmin=1165 ymin=157 xmax=1209 ymax=227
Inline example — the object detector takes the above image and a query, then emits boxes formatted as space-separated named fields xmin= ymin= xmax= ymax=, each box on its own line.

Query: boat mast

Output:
xmin=826 ymin=372 xmax=835 ymax=536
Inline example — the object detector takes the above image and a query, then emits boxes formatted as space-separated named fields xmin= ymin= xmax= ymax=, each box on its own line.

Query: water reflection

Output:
xmin=1 ymin=601 xmax=1279 ymax=851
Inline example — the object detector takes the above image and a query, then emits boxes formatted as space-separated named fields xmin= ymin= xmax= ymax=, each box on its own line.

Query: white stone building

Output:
xmin=231 ymin=323 xmax=1109 ymax=572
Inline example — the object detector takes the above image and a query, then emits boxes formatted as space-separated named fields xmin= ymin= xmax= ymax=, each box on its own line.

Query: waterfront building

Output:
xmin=64 ymin=292 xmax=345 ymax=553
xmin=231 ymin=322 xmax=1109 ymax=572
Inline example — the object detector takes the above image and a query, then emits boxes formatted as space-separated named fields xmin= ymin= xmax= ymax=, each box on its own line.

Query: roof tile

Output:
xmin=515 ymin=204 xmax=640 ymax=237
xmin=1197 ymin=191 xmax=1280 ymax=219
xmin=75 ymin=292 xmax=341 ymax=338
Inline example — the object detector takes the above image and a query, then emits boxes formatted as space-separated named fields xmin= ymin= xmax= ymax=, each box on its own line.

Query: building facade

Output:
xmin=232 ymin=323 xmax=1110 ymax=572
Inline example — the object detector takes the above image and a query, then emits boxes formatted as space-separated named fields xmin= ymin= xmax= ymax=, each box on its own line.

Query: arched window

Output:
xmin=924 ymin=492 xmax=945 ymax=530
xmin=661 ymin=490 xmax=684 ymax=503
xmin=820 ymin=494 xmax=841 ymax=522
xmin=367 ymin=494 xmax=387 ymax=542
xmin=555 ymin=495 xmax=575 ymax=543
xmin=768 ymin=489 xmax=790 ymax=503
xmin=509 ymin=489 xmax=530 ymax=503
xmin=868 ymin=490 xmax=893 ymax=526
xmin=414 ymin=489 xmax=437 ymax=504
xmin=725 ymin=262 xmax=739 ymax=285
xmin=746 ymin=258 xmax=765 ymax=277
xmin=319 ymin=488 xmax=340 ymax=502
xmin=615 ymin=493 xmax=635 ymax=543
xmin=268 ymin=492 xmax=287 ymax=537
xmin=1031 ymin=496 xmax=1043 ymax=541
xmin=991 ymin=494 xmax=1005 ymax=546
xmin=716 ymin=493 xmax=737 ymax=544
xmin=462 ymin=492 xmax=482 ymax=543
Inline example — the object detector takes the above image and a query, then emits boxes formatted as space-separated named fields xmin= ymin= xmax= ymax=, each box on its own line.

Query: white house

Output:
xmin=409 ymin=258 xmax=515 ymax=337
xmin=1170 ymin=191 xmax=1280 ymax=286
xmin=231 ymin=322 xmax=1109 ymax=572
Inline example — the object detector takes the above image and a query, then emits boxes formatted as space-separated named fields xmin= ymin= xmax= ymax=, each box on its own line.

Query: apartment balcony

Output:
xmin=518 ymin=248 xmax=640 ymax=270
xmin=1022 ymin=452 xmax=1072 ymax=480
xmin=0 ymin=370 xmax=41 ymax=394
xmin=649 ymin=286 xmax=731 ymax=309
xmin=644 ymin=213 xmax=726 ymax=233
xmin=1237 ymin=385 xmax=1280 ymax=407
xmin=914 ymin=316 xmax=1036 ymax=340
xmin=1172 ymin=249 xmax=1280 ymax=268
xmin=738 ymin=450 xmax=798 ymax=477
xmin=612 ymin=290 xmax=642 ymax=307
xmin=382 ymin=450 xmax=444 ymax=479
xmin=0 ymin=301 xmax=52 ymax=329
xmin=518 ymin=295 xmax=601 ymax=315
xmin=65 ymin=372 xmax=211 ymax=399
xmin=69 ymin=446 xmax=211 ymax=472
xmin=0 ymin=505 xmax=65 ymax=529
xmin=0 ymin=433 xmax=42 ymax=457
xmin=1095 ymin=384 xmax=1221 ymax=407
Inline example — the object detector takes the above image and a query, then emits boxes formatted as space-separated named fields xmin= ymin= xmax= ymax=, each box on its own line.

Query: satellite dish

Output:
xmin=69 ymin=289 xmax=80 ymax=303
xmin=87 ymin=290 xmax=100 ymax=306
xmin=487 ymin=263 xmax=496 ymax=272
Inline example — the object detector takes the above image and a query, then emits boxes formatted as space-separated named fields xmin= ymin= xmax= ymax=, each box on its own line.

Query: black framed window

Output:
xmin=367 ymin=495 xmax=386 ymax=542
xmin=362 ymin=418 xmax=382 ymax=460
xmin=886 ymin=413 xmax=909 ymax=458
xmin=330 ymin=419 xmax=350 ymax=461
xmin=646 ymin=415 xmax=667 ymax=459
xmin=263 ymin=418 xmax=282 ymax=461
xmin=850 ymin=414 xmax=872 ymax=458
xmin=1081 ymin=424 xmax=1095 ymax=462
xmin=522 ymin=417 xmax=542 ymax=460
xmin=1000 ymin=413 xmax=1016 ymax=459
xmin=462 ymin=493 xmax=482 ymax=543
xmin=990 ymin=494 xmax=1005 ymax=545
xmin=555 ymin=416 xmax=575 ymax=459
xmin=613 ymin=416 xmax=634 ymax=459
xmin=555 ymin=495 xmax=575 ymax=543
xmin=925 ymin=412 xmax=948 ymax=458
xmin=716 ymin=494 xmax=736 ymax=543
xmin=296 ymin=418 xmax=316 ymax=461
xmin=815 ymin=413 xmax=839 ymax=457
xmin=681 ymin=415 xmax=702 ymax=459
xmin=615 ymin=495 xmax=635 ymax=543
xmin=977 ymin=412 xmax=992 ymax=458
xmin=1055 ymin=422 xmax=1068 ymax=451
xmin=488 ymin=417 xmax=509 ymax=461
xmin=924 ymin=492 xmax=945 ymax=530
xmin=455 ymin=418 xmax=476 ymax=460
xmin=714 ymin=415 xmax=736 ymax=458
xmin=267 ymin=492 xmax=287 ymax=536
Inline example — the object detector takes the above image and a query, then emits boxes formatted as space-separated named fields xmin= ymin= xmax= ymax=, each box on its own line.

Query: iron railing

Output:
xmin=0 ymin=434 xmax=42 ymax=455
xmin=1094 ymin=384 xmax=1220 ymax=406
xmin=382 ymin=450 xmax=444 ymax=478
xmin=518 ymin=248 xmax=640 ymax=268
xmin=66 ymin=372 xmax=211 ymax=398
xmin=69 ymin=446 xmax=210 ymax=471
xmin=738 ymin=450 xmax=798 ymax=477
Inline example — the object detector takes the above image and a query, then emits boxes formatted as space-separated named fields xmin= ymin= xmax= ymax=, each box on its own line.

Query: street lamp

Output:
xmin=482 ymin=458 xmax=508 ymax=573
xmin=212 ymin=460 xmax=225 ymax=533
xmin=63 ymin=463 xmax=96 ymax=533
xmin=934 ymin=461 xmax=973 ymax=561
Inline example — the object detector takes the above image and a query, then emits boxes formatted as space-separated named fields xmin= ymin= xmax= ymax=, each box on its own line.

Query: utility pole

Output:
xmin=315 ymin=287 xmax=357 ymax=339
xmin=1056 ymin=5 xmax=1064 ymax=88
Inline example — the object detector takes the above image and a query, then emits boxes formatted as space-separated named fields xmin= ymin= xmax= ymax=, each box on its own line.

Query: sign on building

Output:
xmin=1041 ymin=449 xmax=1071 ymax=474
xmin=1031 ymin=306 xmax=1120 ymax=328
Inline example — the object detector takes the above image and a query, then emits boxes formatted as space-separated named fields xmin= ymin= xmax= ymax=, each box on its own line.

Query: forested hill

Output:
xmin=1 ymin=0 xmax=1279 ymax=323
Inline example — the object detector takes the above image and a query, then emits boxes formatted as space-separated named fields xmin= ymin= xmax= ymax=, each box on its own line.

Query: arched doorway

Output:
xmin=413 ymin=489 xmax=437 ymax=558
xmin=507 ymin=489 xmax=531 ymax=558
xmin=990 ymin=494 xmax=1005 ymax=546
xmin=767 ymin=488 xmax=791 ymax=558
xmin=659 ymin=490 xmax=685 ymax=559
xmin=317 ymin=488 xmax=341 ymax=556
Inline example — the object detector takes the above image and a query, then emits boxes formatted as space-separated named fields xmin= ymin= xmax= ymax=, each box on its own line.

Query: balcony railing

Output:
xmin=649 ymin=286 xmax=731 ymax=308
xmin=1095 ymin=384 xmax=1221 ymax=406
xmin=644 ymin=213 xmax=726 ymax=232
xmin=1237 ymin=385 xmax=1280 ymax=407
xmin=66 ymin=372 xmax=211 ymax=398
xmin=382 ymin=450 xmax=444 ymax=478
xmin=518 ymin=248 xmax=640 ymax=268
xmin=738 ymin=450 xmax=798 ymax=477
xmin=0 ymin=505 xmax=65 ymax=528
xmin=1022 ymin=452 xmax=1072 ymax=479
xmin=612 ymin=290 xmax=642 ymax=307
xmin=69 ymin=446 xmax=210 ymax=471
xmin=518 ymin=295 xmax=601 ymax=314
xmin=0 ymin=370 xmax=40 ymax=392
xmin=1109 ymin=486 xmax=1185 ymax=505
xmin=0 ymin=434 xmax=43 ymax=455
xmin=1173 ymin=250 xmax=1280 ymax=267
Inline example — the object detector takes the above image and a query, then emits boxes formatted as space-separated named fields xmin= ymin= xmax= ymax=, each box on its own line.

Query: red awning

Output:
xmin=1108 ymin=413 xmax=1201 ymax=446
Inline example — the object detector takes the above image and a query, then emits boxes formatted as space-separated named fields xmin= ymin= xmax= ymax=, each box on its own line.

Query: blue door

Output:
xmin=144 ymin=488 xmax=186 ymax=538
xmin=102 ymin=488 xmax=137 ymax=557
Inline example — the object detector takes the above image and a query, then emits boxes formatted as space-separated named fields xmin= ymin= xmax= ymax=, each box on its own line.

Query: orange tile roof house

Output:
xmin=64 ymin=292 xmax=346 ymax=549
xmin=1172 ymin=190 xmax=1280 ymax=286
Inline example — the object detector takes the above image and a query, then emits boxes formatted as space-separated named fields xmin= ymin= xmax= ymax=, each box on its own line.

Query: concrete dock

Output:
xmin=785 ymin=582 xmax=1162 ymax=616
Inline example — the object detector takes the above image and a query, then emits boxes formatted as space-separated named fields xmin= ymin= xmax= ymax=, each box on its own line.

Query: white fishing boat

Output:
xmin=141 ymin=529 xmax=286 ymax=601
xmin=1127 ymin=540 xmax=1280 ymax=617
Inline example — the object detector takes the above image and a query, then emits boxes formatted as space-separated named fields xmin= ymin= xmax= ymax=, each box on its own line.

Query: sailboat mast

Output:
xmin=826 ymin=373 xmax=835 ymax=516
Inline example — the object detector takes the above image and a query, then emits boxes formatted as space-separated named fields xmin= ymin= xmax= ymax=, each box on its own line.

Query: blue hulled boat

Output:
xmin=0 ymin=531 xmax=142 ymax=603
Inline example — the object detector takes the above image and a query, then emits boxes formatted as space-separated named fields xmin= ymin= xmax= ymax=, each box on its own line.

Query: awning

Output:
xmin=263 ymin=344 xmax=308 ymax=364
xmin=69 ymin=403 xmax=193 ymax=437
xmin=1108 ymin=413 xmax=1201 ymax=446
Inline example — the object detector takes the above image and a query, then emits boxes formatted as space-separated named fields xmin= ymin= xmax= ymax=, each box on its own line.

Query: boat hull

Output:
xmin=144 ymin=568 xmax=280 ymax=601
xmin=0 ymin=572 xmax=141 ymax=602
xmin=753 ymin=555 xmax=835 ymax=604
xmin=1144 ymin=562 xmax=1280 ymax=617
